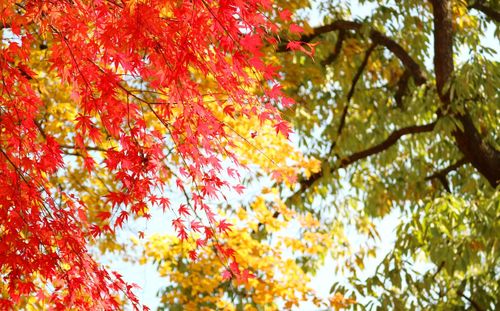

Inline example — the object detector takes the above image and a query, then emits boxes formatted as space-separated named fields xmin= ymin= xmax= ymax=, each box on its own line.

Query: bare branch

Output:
xmin=339 ymin=122 xmax=437 ymax=167
xmin=59 ymin=144 xmax=108 ymax=152
xmin=425 ymin=157 xmax=468 ymax=181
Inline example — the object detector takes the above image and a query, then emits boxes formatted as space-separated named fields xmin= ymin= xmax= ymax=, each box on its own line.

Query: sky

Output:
xmin=105 ymin=1 xmax=500 ymax=310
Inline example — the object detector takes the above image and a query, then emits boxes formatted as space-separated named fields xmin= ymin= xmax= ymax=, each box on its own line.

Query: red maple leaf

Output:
xmin=178 ymin=204 xmax=191 ymax=217
xmin=289 ymin=23 xmax=304 ymax=34
xmin=217 ymin=219 xmax=233 ymax=234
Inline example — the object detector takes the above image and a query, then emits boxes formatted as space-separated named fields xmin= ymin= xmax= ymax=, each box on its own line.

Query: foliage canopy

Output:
xmin=1 ymin=0 xmax=499 ymax=310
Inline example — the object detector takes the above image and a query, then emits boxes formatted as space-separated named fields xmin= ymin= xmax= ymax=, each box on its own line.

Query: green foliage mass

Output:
xmin=277 ymin=0 xmax=499 ymax=309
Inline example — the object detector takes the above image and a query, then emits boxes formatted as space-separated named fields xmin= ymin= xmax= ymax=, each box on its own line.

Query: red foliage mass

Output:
xmin=0 ymin=0 xmax=294 ymax=309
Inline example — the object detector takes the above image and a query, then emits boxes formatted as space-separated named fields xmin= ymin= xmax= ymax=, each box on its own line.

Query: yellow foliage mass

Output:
xmin=140 ymin=190 xmax=354 ymax=310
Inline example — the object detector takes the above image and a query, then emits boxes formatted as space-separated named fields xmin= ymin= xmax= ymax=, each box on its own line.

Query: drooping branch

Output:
xmin=469 ymin=1 xmax=500 ymax=23
xmin=321 ymin=30 xmax=346 ymax=66
xmin=394 ymin=70 xmax=411 ymax=108
xmin=431 ymin=0 xmax=500 ymax=187
xmin=279 ymin=20 xmax=427 ymax=85
xmin=298 ymin=121 xmax=437 ymax=190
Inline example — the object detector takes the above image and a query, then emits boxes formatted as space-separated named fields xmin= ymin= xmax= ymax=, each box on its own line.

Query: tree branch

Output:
xmin=59 ymin=144 xmax=108 ymax=152
xmin=35 ymin=119 xmax=108 ymax=153
xmin=431 ymin=0 xmax=454 ymax=101
xmin=299 ymin=121 xmax=437 ymax=190
xmin=279 ymin=20 xmax=427 ymax=85
xmin=425 ymin=157 xmax=468 ymax=181
xmin=425 ymin=157 xmax=468 ymax=192
xmin=337 ymin=43 xmax=377 ymax=138
xmin=431 ymin=261 xmax=445 ymax=282
xmin=339 ymin=122 xmax=437 ymax=168
xmin=394 ymin=70 xmax=411 ymax=108
xmin=453 ymin=114 xmax=500 ymax=187
xmin=469 ymin=1 xmax=500 ymax=23
xmin=457 ymin=287 xmax=484 ymax=311
xmin=0 ymin=23 xmax=11 ymax=31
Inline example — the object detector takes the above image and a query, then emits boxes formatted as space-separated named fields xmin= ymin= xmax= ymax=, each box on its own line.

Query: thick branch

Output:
xmin=339 ymin=122 xmax=437 ymax=168
xmin=453 ymin=114 xmax=500 ymax=186
xmin=431 ymin=0 xmax=500 ymax=187
xmin=299 ymin=122 xmax=437 ymax=190
xmin=469 ymin=1 xmax=500 ymax=22
xmin=279 ymin=20 xmax=427 ymax=85
xmin=431 ymin=0 xmax=454 ymax=101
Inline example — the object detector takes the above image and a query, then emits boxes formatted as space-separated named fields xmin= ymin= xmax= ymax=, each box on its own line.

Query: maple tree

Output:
xmin=0 ymin=0 xmax=301 ymax=309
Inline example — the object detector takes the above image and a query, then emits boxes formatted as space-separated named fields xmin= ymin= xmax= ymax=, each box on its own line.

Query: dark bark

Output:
xmin=431 ymin=0 xmax=454 ymax=101
xmin=394 ymin=70 xmax=411 ymax=108
xmin=431 ymin=0 xmax=500 ymax=187
xmin=469 ymin=1 xmax=500 ymax=22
